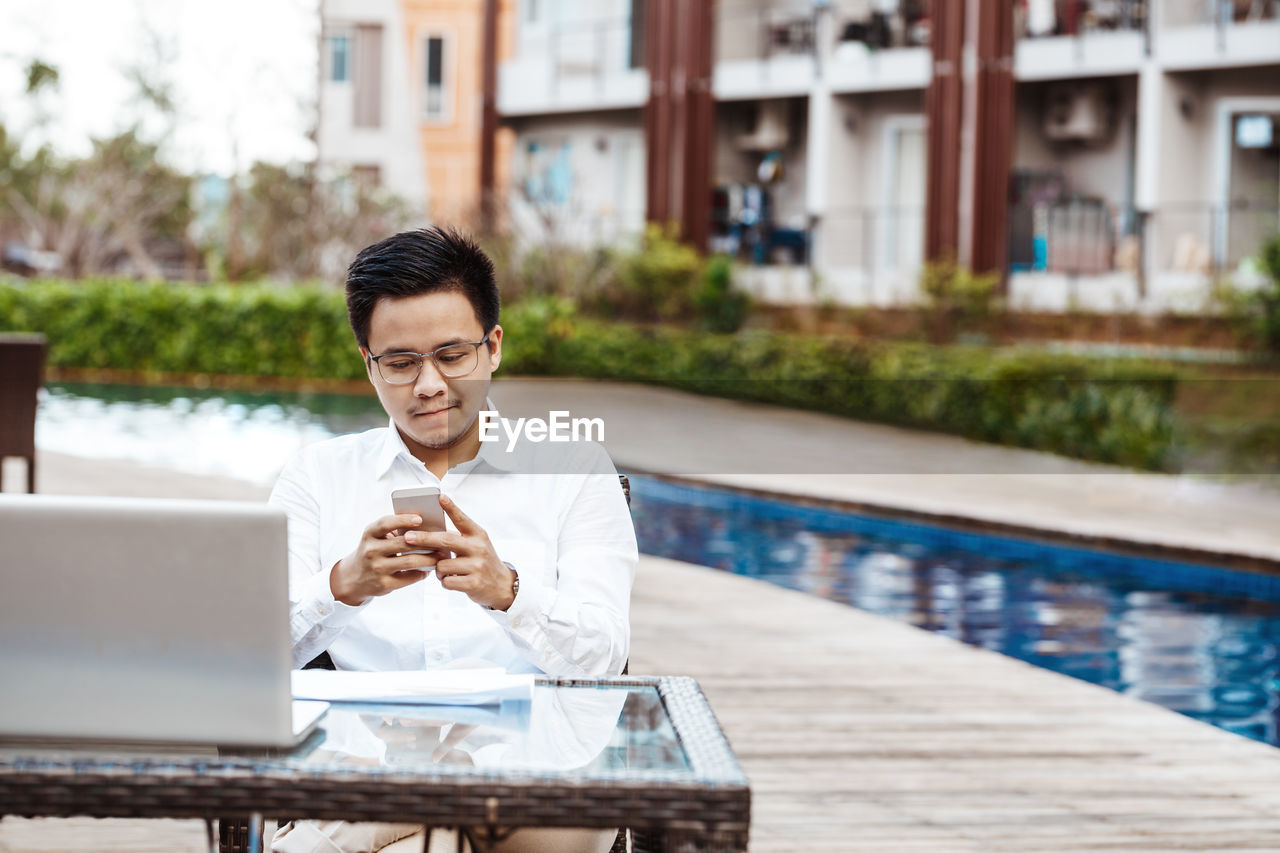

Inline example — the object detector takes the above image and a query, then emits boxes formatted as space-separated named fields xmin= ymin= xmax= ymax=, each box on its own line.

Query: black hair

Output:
xmin=344 ymin=226 xmax=500 ymax=350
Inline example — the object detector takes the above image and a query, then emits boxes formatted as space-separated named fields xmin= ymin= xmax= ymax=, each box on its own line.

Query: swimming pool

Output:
xmin=628 ymin=475 xmax=1280 ymax=746
xmin=35 ymin=383 xmax=1280 ymax=747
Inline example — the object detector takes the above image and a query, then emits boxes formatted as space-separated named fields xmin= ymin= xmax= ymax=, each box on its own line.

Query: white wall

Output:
xmin=506 ymin=111 xmax=646 ymax=246
xmin=517 ymin=0 xmax=635 ymax=71
xmin=716 ymin=0 xmax=814 ymax=63
xmin=1148 ymin=67 xmax=1280 ymax=273
xmin=1013 ymin=78 xmax=1138 ymax=211
xmin=320 ymin=0 xmax=425 ymax=214
xmin=821 ymin=90 xmax=926 ymax=299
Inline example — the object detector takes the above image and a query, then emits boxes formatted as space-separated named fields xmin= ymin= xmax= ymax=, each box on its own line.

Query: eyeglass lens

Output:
xmin=378 ymin=344 xmax=479 ymax=384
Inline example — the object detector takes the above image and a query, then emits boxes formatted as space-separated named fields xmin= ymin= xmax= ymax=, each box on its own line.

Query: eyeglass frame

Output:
xmin=366 ymin=334 xmax=493 ymax=384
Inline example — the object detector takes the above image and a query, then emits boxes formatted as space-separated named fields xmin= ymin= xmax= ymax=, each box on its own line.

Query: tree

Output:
xmin=198 ymin=162 xmax=413 ymax=282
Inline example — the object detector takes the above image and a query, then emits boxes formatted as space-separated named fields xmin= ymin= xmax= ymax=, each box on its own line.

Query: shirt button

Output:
xmin=316 ymin=604 xmax=329 ymax=616
xmin=511 ymin=617 xmax=523 ymax=628
xmin=431 ymin=651 xmax=445 ymax=661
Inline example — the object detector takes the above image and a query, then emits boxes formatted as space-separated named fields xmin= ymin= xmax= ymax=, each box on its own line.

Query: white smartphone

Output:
xmin=390 ymin=486 xmax=447 ymax=556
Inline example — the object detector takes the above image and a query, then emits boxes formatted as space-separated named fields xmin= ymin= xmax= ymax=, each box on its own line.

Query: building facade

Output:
xmin=496 ymin=0 xmax=1280 ymax=312
xmin=319 ymin=0 xmax=517 ymax=224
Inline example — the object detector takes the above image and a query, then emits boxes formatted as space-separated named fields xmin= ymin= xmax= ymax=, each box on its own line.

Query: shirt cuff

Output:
xmin=294 ymin=568 xmax=368 ymax=627
xmin=488 ymin=573 xmax=551 ymax=641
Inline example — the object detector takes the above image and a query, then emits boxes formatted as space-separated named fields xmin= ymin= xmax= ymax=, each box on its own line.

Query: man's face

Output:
xmin=362 ymin=290 xmax=502 ymax=462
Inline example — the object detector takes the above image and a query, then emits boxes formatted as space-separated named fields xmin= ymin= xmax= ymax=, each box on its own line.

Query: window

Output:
xmin=328 ymin=35 xmax=351 ymax=82
xmin=352 ymin=164 xmax=381 ymax=187
xmin=354 ymin=24 xmax=384 ymax=128
xmin=423 ymin=35 xmax=448 ymax=120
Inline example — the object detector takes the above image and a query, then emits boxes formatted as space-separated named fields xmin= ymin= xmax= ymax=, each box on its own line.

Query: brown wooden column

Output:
xmin=645 ymin=0 xmax=715 ymax=250
xmin=925 ymin=0 xmax=1015 ymax=277
xmin=479 ymin=0 xmax=500 ymax=232
xmin=925 ymin=0 xmax=965 ymax=262
xmin=644 ymin=0 xmax=674 ymax=225
xmin=969 ymin=0 xmax=1016 ymax=276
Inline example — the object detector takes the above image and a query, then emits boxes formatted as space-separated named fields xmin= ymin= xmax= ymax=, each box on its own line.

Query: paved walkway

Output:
xmin=488 ymin=379 xmax=1280 ymax=571
xmin=7 ymin=382 xmax=1280 ymax=851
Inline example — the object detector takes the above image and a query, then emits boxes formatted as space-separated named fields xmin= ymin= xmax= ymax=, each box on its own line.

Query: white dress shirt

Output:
xmin=268 ymin=410 xmax=637 ymax=677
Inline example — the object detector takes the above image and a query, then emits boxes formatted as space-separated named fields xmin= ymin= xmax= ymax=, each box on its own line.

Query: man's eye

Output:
xmin=438 ymin=352 xmax=465 ymax=362
xmin=386 ymin=359 xmax=417 ymax=370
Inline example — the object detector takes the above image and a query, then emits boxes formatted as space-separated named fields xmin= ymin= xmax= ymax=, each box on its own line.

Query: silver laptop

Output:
xmin=0 ymin=494 xmax=327 ymax=748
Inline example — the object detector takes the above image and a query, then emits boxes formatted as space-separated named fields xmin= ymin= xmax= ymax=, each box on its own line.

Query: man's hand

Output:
xmin=330 ymin=513 xmax=441 ymax=606
xmin=405 ymin=494 xmax=517 ymax=611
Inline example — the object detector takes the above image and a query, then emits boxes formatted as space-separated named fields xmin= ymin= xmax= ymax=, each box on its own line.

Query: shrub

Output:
xmin=604 ymin=224 xmax=703 ymax=321
xmin=0 ymin=278 xmax=364 ymax=380
xmin=0 ymin=278 xmax=1179 ymax=470
xmin=694 ymin=254 xmax=751 ymax=333
xmin=1250 ymin=234 xmax=1280 ymax=353
xmin=920 ymin=258 xmax=1001 ymax=342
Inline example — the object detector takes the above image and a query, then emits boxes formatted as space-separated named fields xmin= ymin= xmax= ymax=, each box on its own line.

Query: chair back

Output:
xmin=0 ymin=334 xmax=46 ymax=493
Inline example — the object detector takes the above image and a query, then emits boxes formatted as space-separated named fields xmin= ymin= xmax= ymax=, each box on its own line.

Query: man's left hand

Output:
xmin=404 ymin=494 xmax=517 ymax=611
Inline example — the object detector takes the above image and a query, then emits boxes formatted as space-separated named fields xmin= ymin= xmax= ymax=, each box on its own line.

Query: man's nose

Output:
xmin=413 ymin=358 xmax=448 ymax=396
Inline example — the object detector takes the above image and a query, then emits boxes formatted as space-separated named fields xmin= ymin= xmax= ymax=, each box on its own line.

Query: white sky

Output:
xmin=0 ymin=0 xmax=319 ymax=176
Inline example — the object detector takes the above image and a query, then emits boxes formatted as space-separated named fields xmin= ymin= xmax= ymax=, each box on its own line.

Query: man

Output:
xmin=268 ymin=227 xmax=636 ymax=853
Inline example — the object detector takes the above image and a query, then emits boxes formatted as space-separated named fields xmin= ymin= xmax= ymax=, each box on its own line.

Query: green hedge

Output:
xmin=0 ymin=278 xmax=362 ymax=379
xmin=502 ymin=299 xmax=1179 ymax=470
xmin=1 ymin=280 xmax=1179 ymax=470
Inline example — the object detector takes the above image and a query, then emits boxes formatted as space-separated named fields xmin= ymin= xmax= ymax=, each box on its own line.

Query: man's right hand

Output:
xmin=330 ymin=513 xmax=440 ymax=606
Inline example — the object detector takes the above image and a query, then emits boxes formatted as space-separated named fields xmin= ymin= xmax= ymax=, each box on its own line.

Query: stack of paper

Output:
xmin=292 ymin=668 xmax=534 ymax=706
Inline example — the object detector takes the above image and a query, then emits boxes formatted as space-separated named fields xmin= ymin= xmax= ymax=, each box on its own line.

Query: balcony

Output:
xmin=715 ymin=1 xmax=816 ymax=100
xmin=714 ymin=0 xmax=931 ymax=100
xmin=1014 ymin=0 xmax=1149 ymax=81
xmin=828 ymin=0 xmax=932 ymax=93
xmin=1158 ymin=0 xmax=1280 ymax=70
xmin=498 ymin=16 xmax=648 ymax=117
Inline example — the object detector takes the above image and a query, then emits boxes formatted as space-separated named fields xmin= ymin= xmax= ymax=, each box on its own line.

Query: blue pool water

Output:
xmin=35 ymin=383 xmax=1280 ymax=747
xmin=628 ymin=476 xmax=1280 ymax=747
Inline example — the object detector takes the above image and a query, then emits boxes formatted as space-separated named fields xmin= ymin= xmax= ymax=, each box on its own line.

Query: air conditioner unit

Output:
xmin=1042 ymin=83 xmax=1112 ymax=144
xmin=737 ymin=100 xmax=790 ymax=151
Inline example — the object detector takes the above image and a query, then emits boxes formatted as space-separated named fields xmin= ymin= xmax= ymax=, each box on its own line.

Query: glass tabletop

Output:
xmin=287 ymin=682 xmax=692 ymax=778
xmin=0 ymin=681 xmax=698 ymax=783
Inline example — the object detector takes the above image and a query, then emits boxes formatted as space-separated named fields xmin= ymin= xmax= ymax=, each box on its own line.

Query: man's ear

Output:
xmin=487 ymin=325 xmax=503 ymax=372
xmin=359 ymin=347 xmax=375 ymax=384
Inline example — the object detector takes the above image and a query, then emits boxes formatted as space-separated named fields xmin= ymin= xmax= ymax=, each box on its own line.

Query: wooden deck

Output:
xmin=9 ymin=554 xmax=1280 ymax=852
xmin=628 ymin=557 xmax=1280 ymax=852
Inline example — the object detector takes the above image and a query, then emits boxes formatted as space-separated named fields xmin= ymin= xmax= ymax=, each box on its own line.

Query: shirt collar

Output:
xmin=374 ymin=399 xmax=514 ymax=480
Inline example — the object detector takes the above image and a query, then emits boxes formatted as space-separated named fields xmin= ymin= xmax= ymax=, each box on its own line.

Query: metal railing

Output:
xmin=715 ymin=0 xmax=931 ymax=64
xmin=1015 ymin=0 xmax=1150 ymax=38
xmin=1006 ymin=198 xmax=1280 ymax=280
xmin=1161 ymin=0 xmax=1279 ymax=29
xmin=519 ymin=15 xmax=640 ymax=92
xmin=818 ymin=205 xmax=926 ymax=275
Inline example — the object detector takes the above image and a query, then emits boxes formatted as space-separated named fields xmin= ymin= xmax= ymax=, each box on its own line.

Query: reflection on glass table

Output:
xmin=304 ymin=684 xmax=690 ymax=777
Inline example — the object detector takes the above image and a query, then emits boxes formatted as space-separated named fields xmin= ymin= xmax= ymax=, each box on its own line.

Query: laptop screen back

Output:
xmin=0 ymin=494 xmax=296 ymax=746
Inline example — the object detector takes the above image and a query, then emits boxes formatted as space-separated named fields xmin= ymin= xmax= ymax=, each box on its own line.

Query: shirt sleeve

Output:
xmin=489 ymin=447 xmax=637 ymax=677
xmin=269 ymin=451 xmax=367 ymax=668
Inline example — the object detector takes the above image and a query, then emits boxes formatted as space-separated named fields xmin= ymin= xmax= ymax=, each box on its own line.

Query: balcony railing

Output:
xmin=519 ymin=16 xmax=641 ymax=90
xmin=1015 ymin=0 xmax=1150 ymax=39
xmin=1007 ymin=198 xmax=1280 ymax=281
xmin=1161 ymin=0 xmax=1279 ymax=29
xmin=819 ymin=205 xmax=927 ymax=274
xmin=716 ymin=0 xmax=931 ymax=64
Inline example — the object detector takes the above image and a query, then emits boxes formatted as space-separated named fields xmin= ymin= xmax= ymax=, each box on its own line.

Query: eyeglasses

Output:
xmin=368 ymin=335 xmax=491 ymax=384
